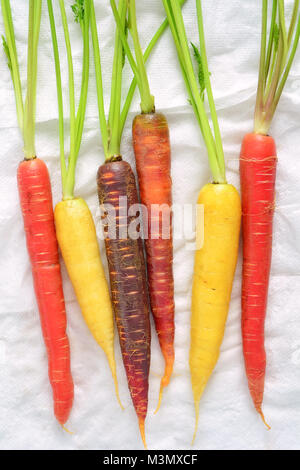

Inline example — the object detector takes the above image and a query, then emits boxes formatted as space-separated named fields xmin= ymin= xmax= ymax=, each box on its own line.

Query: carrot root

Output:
xmin=111 ymin=368 xmax=124 ymax=411
xmin=191 ymin=401 xmax=200 ymax=446
xmin=138 ymin=418 xmax=148 ymax=450
xmin=257 ymin=408 xmax=271 ymax=430
xmin=62 ymin=425 xmax=74 ymax=435
xmin=154 ymin=359 xmax=173 ymax=414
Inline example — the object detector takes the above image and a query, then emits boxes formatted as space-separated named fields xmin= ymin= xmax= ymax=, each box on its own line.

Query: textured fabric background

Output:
xmin=0 ymin=0 xmax=299 ymax=450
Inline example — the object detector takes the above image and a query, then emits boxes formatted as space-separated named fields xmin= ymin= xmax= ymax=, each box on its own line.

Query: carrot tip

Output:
xmin=258 ymin=409 xmax=271 ymax=430
xmin=138 ymin=419 xmax=147 ymax=450
xmin=154 ymin=385 xmax=164 ymax=415
xmin=109 ymin=361 xmax=124 ymax=410
xmin=154 ymin=360 xmax=174 ymax=414
xmin=191 ymin=402 xmax=200 ymax=446
xmin=61 ymin=425 xmax=73 ymax=435
xmin=114 ymin=379 xmax=124 ymax=411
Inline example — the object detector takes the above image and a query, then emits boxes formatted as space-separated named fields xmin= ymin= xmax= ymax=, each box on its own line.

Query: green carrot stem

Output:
xmin=163 ymin=0 xmax=225 ymax=183
xmin=278 ymin=0 xmax=288 ymax=74
xmin=23 ymin=0 xmax=42 ymax=159
xmin=90 ymin=0 xmax=109 ymax=158
xmin=47 ymin=0 xmax=67 ymax=187
xmin=263 ymin=31 xmax=284 ymax=111
xmin=266 ymin=10 xmax=300 ymax=125
xmin=1 ymin=0 xmax=41 ymax=158
xmin=265 ymin=0 xmax=278 ymax=81
xmin=74 ymin=0 xmax=90 ymax=160
xmin=254 ymin=0 xmax=300 ymax=134
xmin=1 ymin=0 xmax=24 ymax=133
xmin=92 ymin=0 xmax=186 ymax=159
xmin=108 ymin=0 xmax=127 ymax=158
xmin=287 ymin=0 xmax=299 ymax=47
xmin=254 ymin=0 xmax=268 ymax=132
xmin=119 ymin=0 xmax=187 ymax=134
xmin=162 ymin=0 xmax=201 ymax=127
xmin=48 ymin=0 xmax=90 ymax=199
xmin=127 ymin=0 xmax=155 ymax=113
xmin=110 ymin=0 xmax=143 ymax=96
xmin=58 ymin=0 xmax=76 ymax=173
xmin=108 ymin=1 xmax=122 ymax=140
xmin=196 ymin=0 xmax=225 ymax=180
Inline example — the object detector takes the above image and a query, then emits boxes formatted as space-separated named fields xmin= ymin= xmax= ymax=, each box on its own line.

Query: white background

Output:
xmin=0 ymin=0 xmax=300 ymax=450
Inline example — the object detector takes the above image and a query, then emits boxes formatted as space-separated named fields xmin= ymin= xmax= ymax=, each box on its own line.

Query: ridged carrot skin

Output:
xmin=17 ymin=157 xmax=74 ymax=425
xmin=132 ymin=113 xmax=174 ymax=408
xmin=54 ymin=197 xmax=122 ymax=407
xmin=190 ymin=183 xmax=241 ymax=440
xmin=240 ymin=132 xmax=277 ymax=426
xmin=97 ymin=160 xmax=151 ymax=447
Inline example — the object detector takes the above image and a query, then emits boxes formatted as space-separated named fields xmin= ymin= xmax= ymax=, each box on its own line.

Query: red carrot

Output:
xmin=2 ymin=1 xmax=73 ymax=424
xmin=18 ymin=158 xmax=74 ymax=425
xmin=97 ymin=160 xmax=151 ymax=447
xmin=240 ymin=1 xmax=300 ymax=425
xmin=240 ymin=134 xmax=276 ymax=426
xmin=132 ymin=113 xmax=174 ymax=409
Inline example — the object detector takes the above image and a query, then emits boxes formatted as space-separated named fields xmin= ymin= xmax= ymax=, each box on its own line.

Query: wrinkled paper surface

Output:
xmin=0 ymin=0 xmax=300 ymax=450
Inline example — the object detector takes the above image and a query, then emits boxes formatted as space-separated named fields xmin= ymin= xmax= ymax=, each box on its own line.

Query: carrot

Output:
xmin=163 ymin=0 xmax=241 ymax=443
xmin=133 ymin=114 xmax=174 ymax=410
xmin=240 ymin=0 xmax=300 ymax=426
xmin=111 ymin=0 xmax=175 ymax=410
xmin=90 ymin=0 xmax=151 ymax=447
xmin=54 ymin=197 xmax=121 ymax=403
xmin=97 ymin=160 xmax=151 ymax=448
xmin=91 ymin=0 xmax=184 ymax=447
xmin=240 ymin=133 xmax=276 ymax=427
xmin=1 ymin=0 xmax=73 ymax=424
xmin=18 ymin=158 xmax=74 ymax=425
xmin=47 ymin=0 xmax=122 ymax=407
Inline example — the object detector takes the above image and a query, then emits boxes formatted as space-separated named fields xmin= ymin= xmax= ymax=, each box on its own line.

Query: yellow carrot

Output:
xmin=190 ymin=183 xmax=241 ymax=441
xmin=163 ymin=1 xmax=242 ymax=442
xmin=55 ymin=198 xmax=122 ymax=407
xmin=48 ymin=2 xmax=122 ymax=406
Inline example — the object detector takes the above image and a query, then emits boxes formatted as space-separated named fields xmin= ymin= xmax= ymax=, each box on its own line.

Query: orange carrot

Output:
xmin=2 ymin=0 xmax=74 ymax=424
xmin=132 ymin=113 xmax=174 ymax=408
xmin=18 ymin=158 xmax=73 ymax=425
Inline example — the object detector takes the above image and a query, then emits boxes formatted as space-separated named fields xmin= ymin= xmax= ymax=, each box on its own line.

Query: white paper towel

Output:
xmin=0 ymin=0 xmax=300 ymax=450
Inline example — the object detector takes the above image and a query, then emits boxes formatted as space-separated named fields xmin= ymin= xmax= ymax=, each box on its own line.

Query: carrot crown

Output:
xmin=1 ymin=0 xmax=42 ymax=160
xmin=163 ymin=0 xmax=226 ymax=184
xmin=47 ymin=0 xmax=90 ymax=200
xmin=91 ymin=0 xmax=187 ymax=161
xmin=254 ymin=0 xmax=300 ymax=135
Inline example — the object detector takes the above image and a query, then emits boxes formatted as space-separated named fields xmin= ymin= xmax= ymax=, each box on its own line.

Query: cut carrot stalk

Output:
xmin=240 ymin=0 xmax=300 ymax=425
xmin=1 ymin=0 xmax=74 ymax=424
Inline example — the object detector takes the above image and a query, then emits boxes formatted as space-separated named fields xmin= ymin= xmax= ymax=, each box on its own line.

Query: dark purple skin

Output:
xmin=97 ymin=159 xmax=151 ymax=424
